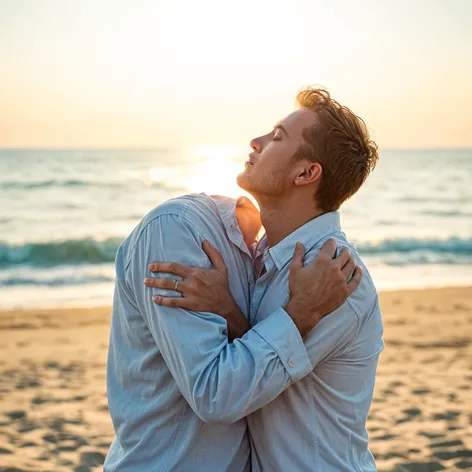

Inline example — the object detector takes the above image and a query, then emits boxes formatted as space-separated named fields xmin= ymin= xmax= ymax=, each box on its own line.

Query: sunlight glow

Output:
xmin=184 ymin=145 xmax=246 ymax=163
xmin=146 ymin=145 xmax=249 ymax=197
xmin=184 ymin=145 xmax=246 ymax=197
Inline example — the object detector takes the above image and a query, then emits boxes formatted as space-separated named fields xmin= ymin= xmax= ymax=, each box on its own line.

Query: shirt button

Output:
xmin=288 ymin=358 xmax=296 ymax=367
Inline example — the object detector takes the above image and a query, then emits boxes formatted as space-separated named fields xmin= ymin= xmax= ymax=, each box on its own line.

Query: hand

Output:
xmin=144 ymin=240 xmax=249 ymax=340
xmin=284 ymin=239 xmax=362 ymax=339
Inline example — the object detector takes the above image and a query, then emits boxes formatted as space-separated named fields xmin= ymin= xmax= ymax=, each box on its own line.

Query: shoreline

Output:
xmin=1 ymin=285 xmax=471 ymax=471
xmin=2 ymin=283 xmax=472 ymax=314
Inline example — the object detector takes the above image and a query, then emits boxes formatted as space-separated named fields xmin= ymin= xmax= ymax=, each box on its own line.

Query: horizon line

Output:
xmin=1 ymin=146 xmax=471 ymax=152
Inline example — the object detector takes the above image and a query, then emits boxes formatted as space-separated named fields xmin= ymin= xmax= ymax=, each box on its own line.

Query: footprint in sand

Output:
xmin=79 ymin=451 xmax=106 ymax=467
xmin=4 ymin=410 xmax=26 ymax=420
xmin=399 ymin=461 xmax=446 ymax=471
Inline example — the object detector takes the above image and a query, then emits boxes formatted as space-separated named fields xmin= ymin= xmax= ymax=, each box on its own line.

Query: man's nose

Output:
xmin=250 ymin=137 xmax=262 ymax=153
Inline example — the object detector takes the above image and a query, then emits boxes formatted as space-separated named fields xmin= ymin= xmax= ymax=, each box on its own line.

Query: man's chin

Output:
xmin=236 ymin=172 xmax=251 ymax=192
xmin=236 ymin=175 xmax=259 ymax=201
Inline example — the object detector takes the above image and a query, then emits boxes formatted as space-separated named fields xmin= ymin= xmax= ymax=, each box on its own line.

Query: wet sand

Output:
xmin=0 ymin=286 xmax=471 ymax=471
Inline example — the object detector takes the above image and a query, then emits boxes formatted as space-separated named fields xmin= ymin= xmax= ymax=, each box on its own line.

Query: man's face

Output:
xmin=237 ymin=108 xmax=318 ymax=199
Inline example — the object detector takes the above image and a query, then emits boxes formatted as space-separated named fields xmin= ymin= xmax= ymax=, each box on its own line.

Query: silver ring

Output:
xmin=174 ymin=279 xmax=180 ymax=291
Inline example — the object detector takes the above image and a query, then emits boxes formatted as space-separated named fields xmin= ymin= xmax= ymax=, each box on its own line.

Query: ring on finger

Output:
xmin=174 ymin=279 xmax=180 ymax=291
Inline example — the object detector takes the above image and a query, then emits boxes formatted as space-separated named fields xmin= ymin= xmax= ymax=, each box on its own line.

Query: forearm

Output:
xmin=220 ymin=299 xmax=250 ymax=341
xmin=284 ymin=299 xmax=323 ymax=340
xmin=188 ymin=310 xmax=312 ymax=423
xmin=226 ymin=310 xmax=250 ymax=341
xmin=144 ymin=304 xmax=312 ymax=424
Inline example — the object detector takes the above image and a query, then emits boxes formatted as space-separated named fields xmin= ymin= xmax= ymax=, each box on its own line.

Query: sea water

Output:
xmin=1 ymin=148 xmax=471 ymax=309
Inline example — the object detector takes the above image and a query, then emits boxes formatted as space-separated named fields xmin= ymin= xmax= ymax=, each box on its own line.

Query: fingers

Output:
xmin=202 ymin=240 xmax=227 ymax=272
xmin=144 ymin=277 xmax=184 ymax=292
xmin=148 ymin=262 xmax=190 ymax=278
xmin=319 ymin=238 xmax=337 ymax=259
xmin=152 ymin=295 xmax=192 ymax=309
xmin=290 ymin=242 xmax=305 ymax=271
xmin=347 ymin=266 xmax=363 ymax=295
xmin=341 ymin=257 xmax=356 ymax=279
xmin=335 ymin=247 xmax=351 ymax=268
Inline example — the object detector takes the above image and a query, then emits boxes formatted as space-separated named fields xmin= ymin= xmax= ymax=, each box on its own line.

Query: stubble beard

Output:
xmin=238 ymin=158 xmax=292 ymax=199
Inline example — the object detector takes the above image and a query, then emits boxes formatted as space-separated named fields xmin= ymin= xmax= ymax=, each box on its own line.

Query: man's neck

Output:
xmin=258 ymin=194 xmax=325 ymax=247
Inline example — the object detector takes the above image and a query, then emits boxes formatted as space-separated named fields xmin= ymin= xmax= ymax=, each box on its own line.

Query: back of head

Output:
xmin=294 ymin=87 xmax=378 ymax=212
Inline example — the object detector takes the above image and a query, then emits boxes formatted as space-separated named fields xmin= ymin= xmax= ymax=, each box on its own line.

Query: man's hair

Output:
xmin=293 ymin=87 xmax=378 ymax=212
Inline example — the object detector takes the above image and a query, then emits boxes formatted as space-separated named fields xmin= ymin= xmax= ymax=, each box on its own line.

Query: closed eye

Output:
xmin=273 ymin=123 xmax=290 ymax=138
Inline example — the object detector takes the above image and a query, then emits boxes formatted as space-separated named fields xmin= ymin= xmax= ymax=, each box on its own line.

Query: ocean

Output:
xmin=1 ymin=148 xmax=471 ymax=309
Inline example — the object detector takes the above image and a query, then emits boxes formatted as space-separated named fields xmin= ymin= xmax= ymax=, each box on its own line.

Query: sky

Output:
xmin=0 ymin=0 xmax=471 ymax=150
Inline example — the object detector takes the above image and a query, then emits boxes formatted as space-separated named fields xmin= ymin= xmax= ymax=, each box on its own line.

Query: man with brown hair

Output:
xmin=147 ymin=87 xmax=384 ymax=470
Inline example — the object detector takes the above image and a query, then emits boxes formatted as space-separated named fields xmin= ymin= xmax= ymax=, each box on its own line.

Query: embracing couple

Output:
xmin=104 ymin=87 xmax=384 ymax=471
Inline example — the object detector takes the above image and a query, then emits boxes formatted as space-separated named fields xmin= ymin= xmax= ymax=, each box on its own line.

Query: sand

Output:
xmin=0 ymin=286 xmax=471 ymax=472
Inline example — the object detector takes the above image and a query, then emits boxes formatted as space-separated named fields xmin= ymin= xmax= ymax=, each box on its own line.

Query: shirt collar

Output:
xmin=257 ymin=211 xmax=341 ymax=271
xmin=207 ymin=194 xmax=253 ymax=258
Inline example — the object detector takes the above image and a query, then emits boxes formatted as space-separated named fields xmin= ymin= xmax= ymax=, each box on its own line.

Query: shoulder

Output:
xmin=141 ymin=193 xmax=217 ymax=227
xmin=307 ymin=231 xmax=380 ymax=321
xmin=135 ymin=193 xmax=222 ymax=239
xmin=121 ymin=194 xmax=218 ymax=271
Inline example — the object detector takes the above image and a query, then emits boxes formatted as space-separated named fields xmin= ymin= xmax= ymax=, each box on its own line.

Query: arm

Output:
xmin=148 ymin=239 xmax=250 ymax=341
xmin=130 ymin=214 xmax=313 ymax=424
xmin=147 ymin=239 xmax=363 ymax=340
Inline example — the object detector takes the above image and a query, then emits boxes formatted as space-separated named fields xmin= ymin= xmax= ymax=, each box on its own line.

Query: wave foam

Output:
xmin=0 ymin=238 xmax=123 ymax=267
xmin=0 ymin=235 xmax=471 ymax=268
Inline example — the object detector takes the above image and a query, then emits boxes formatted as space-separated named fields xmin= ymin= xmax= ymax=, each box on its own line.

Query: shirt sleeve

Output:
xmin=126 ymin=213 xmax=313 ymax=424
xmin=298 ymin=301 xmax=359 ymax=367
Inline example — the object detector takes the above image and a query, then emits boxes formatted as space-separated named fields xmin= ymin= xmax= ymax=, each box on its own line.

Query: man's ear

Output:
xmin=294 ymin=162 xmax=322 ymax=187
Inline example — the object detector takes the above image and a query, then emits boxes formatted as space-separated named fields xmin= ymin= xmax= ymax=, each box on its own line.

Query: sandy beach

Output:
xmin=0 ymin=286 xmax=471 ymax=472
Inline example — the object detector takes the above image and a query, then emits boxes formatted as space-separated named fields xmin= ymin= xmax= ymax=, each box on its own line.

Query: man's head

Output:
xmin=237 ymin=87 xmax=378 ymax=212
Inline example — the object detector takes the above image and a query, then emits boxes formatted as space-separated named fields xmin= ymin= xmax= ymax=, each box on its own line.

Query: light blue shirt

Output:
xmin=105 ymin=193 xmax=313 ymax=472
xmin=248 ymin=211 xmax=384 ymax=472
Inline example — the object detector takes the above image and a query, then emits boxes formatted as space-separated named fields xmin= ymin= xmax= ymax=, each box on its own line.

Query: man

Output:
xmin=147 ymin=87 xmax=384 ymax=470
xmin=105 ymin=185 xmax=361 ymax=466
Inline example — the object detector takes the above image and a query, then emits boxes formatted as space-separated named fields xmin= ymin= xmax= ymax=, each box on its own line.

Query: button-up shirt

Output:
xmin=248 ymin=211 xmax=384 ymax=472
xmin=105 ymin=193 xmax=313 ymax=472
